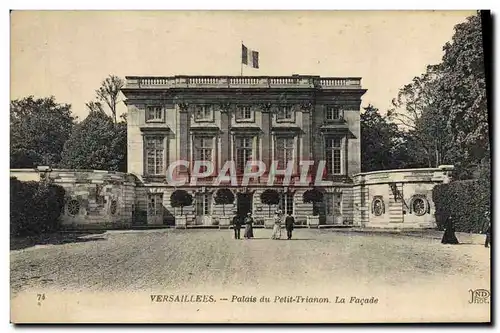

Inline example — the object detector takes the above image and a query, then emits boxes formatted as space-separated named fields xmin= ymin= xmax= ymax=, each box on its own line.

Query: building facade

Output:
xmin=121 ymin=75 xmax=366 ymax=226
xmin=9 ymin=75 xmax=454 ymax=230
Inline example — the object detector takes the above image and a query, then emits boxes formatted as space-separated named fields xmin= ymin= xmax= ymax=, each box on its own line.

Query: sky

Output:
xmin=10 ymin=10 xmax=475 ymax=120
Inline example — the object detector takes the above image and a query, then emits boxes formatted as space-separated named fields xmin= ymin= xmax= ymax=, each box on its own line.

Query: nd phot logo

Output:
xmin=468 ymin=289 xmax=490 ymax=304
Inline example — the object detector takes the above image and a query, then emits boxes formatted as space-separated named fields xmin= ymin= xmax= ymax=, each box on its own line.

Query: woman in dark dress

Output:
xmin=441 ymin=215 xmax=459 ymax=244
xmin=244 ymin=212 xmax=254 ymax=239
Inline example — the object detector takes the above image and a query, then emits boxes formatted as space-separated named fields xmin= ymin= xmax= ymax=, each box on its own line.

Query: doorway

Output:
xmin=237 ymin=193 xmax=253 ymax=217
xmin=147 ymin=193 xmax=164 ymax=225
xmin=323 ymin=192 xmax=343 ymax=225
xmin=195 ymin=192 xmax=213 ymax=225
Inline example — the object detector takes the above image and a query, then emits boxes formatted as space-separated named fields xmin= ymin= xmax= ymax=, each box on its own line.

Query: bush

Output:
xmin=10 ymin=177 xmax=66 ymax=237
xmin=214 ymin=188 xmax=235 ymax=215
xmin=303 ymin=188 xmax=324 ymax=216
xmin=432 ymin=179 xmax=490 ymax=233
xmin=260 ymin=189 xmax=280 ymax=217
xmin=170 ymin=190 xmax=193 ymax=215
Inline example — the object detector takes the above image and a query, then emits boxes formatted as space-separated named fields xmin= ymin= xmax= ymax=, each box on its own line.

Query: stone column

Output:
xmin=312 ymin=103 xmax=323 ymax=162
xmin=178 ymin=103 xmax=190 ymax=178
xmin=219 ymin=102 xmax=232 ymax=166
xmin=260 ymin=103 xmax=272 ymax=171
xmin=300 ymin=101 xmax=313 ymax=162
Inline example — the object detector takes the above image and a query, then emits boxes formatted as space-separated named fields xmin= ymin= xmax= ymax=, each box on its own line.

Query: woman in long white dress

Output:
xmin=271 ymin=210 xmax=283 ymax=240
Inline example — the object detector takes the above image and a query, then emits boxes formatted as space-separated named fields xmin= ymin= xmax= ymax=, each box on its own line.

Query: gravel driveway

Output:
xmin=10 ymin=229 xmax=491 ymax=323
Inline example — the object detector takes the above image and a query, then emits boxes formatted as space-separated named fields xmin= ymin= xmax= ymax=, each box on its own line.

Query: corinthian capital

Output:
xmin=218 ymin=101 xmax=232 ymax=113
xmin=260 ymin=102 xmax=273 ymax=112
xmin=178 ymin=102 xmax=189 ymax=112
xmin=300 ymin=101 xmax=313 ymax=112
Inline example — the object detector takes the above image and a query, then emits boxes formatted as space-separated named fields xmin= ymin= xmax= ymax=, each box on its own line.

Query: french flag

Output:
xmin=242 ymin=44 xmax=259 ymax=69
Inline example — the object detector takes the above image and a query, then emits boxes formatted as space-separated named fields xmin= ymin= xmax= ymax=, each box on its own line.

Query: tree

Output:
xmin=389 ymin=67 xmax=455 ymax=168
xmin=436 ymin=12 xmax=489 ymax=168
xmin=303 ymin=188 xmax=324 ymax=216
xmin=10 ymin=96 xmax=75 ymax=168
xmin=260 ymin=189 xmax=280 ymax=217
xmin=170 ymin=190 xmax=193 ymax=215
xmin=60 ymin=105 xmax=127 ymax=172
xmin=360 ymin=104 xmax=415 ymax=172
xmin=85 ymin=101 xmax=105 ymax=114
xmin=96 ymin=75 xmax=124 ymax=124
xmin=388 ymin=12 xmax=489 ymax=176
xmin=214 ymin=188 xmax=235 ymax=215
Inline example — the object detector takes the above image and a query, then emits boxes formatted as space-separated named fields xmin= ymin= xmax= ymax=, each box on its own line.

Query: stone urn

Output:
xmin=307 ymin=216 xmax=320 ymax=228
xmin=175 ymin=215 xmax=187 ymax=229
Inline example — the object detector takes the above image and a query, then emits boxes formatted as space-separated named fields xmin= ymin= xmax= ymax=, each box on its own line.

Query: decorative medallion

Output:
xmin=110 ymin=200 xmax=117 ymax=215
xmin=410 ymin=195 xmax=429 ymax=216
xmin=371 ymin=196 xmax=385 ymax=216
xmin=67 ymin=199 xmax=80 ymax=216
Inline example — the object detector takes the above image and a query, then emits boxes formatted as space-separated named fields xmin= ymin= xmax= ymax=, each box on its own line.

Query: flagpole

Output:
xmin=240 ymin=40 xmax=243 ymax=77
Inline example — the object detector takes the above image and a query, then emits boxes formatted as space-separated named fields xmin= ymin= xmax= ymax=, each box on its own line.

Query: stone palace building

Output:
xmin=11 ymin=75 xmax=454 ymax=229
xmin=123 ymin=75 xmax=364 ymax=227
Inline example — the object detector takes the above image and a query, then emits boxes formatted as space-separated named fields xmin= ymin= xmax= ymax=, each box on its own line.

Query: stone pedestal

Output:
xmin=264 ymin=217 xmax=275 ymax=229
xmin=175 ymin=215 xmax=187 ymax=229
xmin=219 ymin=216 xmax=231 ymax=228
xmin=307 ymin=216 xmax=320 ymax=228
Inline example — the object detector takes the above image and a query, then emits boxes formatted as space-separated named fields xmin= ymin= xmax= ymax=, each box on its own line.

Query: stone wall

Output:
xmin=352 ymin=165 xmax=454 ymax=229
xmin=10 ymin=169 xmax=40 ymax=182
xmin=10 ymin=169 xmax=137 ymax=230
xmin=10 ymin=165 xmax=454 ymax=231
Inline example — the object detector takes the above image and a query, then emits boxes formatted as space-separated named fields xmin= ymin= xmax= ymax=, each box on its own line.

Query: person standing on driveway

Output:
xmin=441 ymin=215 xmax=459 ymax=244
xmin=244 ymin=212 xmax=254 ymax=239
xmin=485 ymin=223 xmax=491 ymax=248
xmin=285 ymin=213 xmax=295 ymax=240
xmin=271 ymin=210 xmax=283 ymax=240
xmin=232 ymin=212 xmax=242 ymax=240
xmin=484 ymin=210 xmax=491 ymax=248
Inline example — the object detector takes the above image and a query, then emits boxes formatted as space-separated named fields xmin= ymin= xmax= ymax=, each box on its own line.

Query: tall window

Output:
xmin=236 ymin=106 xmax=253 ymax=121
xmin=277 ymin=105 xmax=294 ymax=121
xmin=194 ymin=105 xmax=213 ymax=121
xmin=148 ymin=193 xmax=163 ymax=215
xmin=326 ymin=106 xmax=342 ymax=121
xmin=145 ymin=136 xmax=165 ymax=175
xmin=193 ymin=136 xmax=214 ymax=173
xmin=275 ymin=137 xmax=294 ymax=168
xmin=235 ymin=137 xmax=253 ymax=173
xmin=146 ymin=106 xmax=163 ymax=122
xmin=193 ymin=137 xmax=214 ymax=162
xmin=325 ymin=138 xmax=342 ymax=175
xmin=279 ymin=192 xmax=294 ymax=215
xmin=195 ymin=193 xmax=212 ymax=216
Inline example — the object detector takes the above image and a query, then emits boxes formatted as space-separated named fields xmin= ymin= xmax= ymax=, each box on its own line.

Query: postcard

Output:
xmin=10 ymin=10 xmax=491 ymax=323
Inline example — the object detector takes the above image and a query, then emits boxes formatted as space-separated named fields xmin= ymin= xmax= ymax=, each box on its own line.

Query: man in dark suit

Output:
xmin=485 ymin=224 xmax=491 ymax=248
xmin=232 ymin=212 xmax=242 ymax=240
xmin=484 ymin=210 xmax=491 ymax=248
xmin=285 ymin=213 xmax=295 ymax=240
